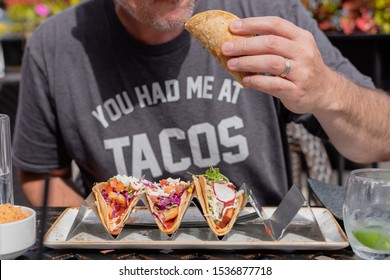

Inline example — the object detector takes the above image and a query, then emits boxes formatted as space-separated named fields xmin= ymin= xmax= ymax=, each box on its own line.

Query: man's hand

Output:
xmin=221 ymin=16 xmax=337 ymax=115
xmin=221 ymin=16 xmax=390 ymax=163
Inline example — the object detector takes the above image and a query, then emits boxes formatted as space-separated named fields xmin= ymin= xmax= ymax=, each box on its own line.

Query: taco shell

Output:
xmin=144 ymin=181 xmax=195 ymax=235
xmin=184 ymin=10 xmax=254 ymax=87
xmin=193 ymin=175 xmax=245 ymax=236
xmin=92 ymin=181 xmax=142 ymax=235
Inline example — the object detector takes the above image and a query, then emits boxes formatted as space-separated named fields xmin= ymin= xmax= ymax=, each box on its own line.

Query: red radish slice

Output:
xmin=213 ymin=183 xmax=236 ymax=203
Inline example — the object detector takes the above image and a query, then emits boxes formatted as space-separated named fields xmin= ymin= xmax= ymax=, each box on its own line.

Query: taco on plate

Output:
xmin=144 ymin=178 xmax=194 ymax=235
xmin=193 ymin=167 xmax=246 ymax=236
xmin=92 ymin=175 xmax=145 ymax=235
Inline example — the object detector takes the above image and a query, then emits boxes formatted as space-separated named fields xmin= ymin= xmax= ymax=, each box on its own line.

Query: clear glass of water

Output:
xmin=343 ymin=169 xmax=390 ymax=260
xmin=0 ymin=114 xmax=13 ymax=204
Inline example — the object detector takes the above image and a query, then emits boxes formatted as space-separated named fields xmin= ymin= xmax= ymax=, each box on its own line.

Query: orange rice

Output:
xmin=0 ymin=203 xmax=29 ymax=224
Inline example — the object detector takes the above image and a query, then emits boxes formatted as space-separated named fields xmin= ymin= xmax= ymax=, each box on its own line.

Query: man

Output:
xmin=13 ymin=0 xmax=390 ymax=206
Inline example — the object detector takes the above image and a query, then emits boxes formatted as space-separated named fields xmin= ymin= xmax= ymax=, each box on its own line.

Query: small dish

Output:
xmin=0 ymin=206 xmax=36 ymax=260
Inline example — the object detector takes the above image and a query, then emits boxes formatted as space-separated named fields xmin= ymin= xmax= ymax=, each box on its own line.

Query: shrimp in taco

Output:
xmin=144 ymin=178 xmax=194 ymax=235
xmin=92 ymin=175 xmax=145 ymax=235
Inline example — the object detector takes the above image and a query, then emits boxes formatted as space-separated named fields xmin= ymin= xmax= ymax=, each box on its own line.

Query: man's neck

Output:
xmin=114 ymin=3 xmax=184 ymax=45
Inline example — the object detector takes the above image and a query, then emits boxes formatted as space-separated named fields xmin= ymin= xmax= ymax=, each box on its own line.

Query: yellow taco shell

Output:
xmin=144 ymin=182 xmax=195 ymax=235
xmin=92 ymin=181 xmax=142 ymax=235
xmin=192 ymin=175 xmax=245 ymax=236
xmin=184 ymin=10 xmax=254 ymax=87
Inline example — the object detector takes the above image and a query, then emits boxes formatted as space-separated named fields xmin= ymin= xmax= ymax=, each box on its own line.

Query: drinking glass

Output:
xmin=0 ymin=114 xmax=14 ymax=204
xmin=343 ymin=169 xmax=390 ymax=260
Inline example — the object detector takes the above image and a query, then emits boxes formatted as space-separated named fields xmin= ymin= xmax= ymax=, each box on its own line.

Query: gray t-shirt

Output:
xmin=13 ymin=0 xmax=373 ymax=205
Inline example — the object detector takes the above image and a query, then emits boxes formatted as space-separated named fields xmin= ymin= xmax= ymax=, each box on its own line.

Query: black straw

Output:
xmin=38 ymin=175 xmax=50 ymax=260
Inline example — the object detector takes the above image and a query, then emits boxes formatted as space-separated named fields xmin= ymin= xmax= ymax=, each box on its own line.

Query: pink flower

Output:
xmin=35 ymin=4 xmax=50 ymax=17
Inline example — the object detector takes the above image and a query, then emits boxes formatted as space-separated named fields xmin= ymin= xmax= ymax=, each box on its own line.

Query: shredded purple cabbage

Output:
xmin=152 ymin=212 xmax=168 ymax=229
xmin=155 ymin=185 xmax=189 ymax=211
xmin=144 ymin=181 xmax=156 ymax=188
xmin=124 ymin=191 xmax=129 ymax=206
xmin=111 ymin=209 xmax=116 ymax=218
xmin=111 ymin=201 xmax=121 ymax=218
xmin=101 ymin=189 xmax=110 ymax=202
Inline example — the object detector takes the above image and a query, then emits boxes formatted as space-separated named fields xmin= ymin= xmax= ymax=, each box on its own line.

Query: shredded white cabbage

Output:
xmin=206 ymin=184 xmax=224 ymax=222
xmin=206 ymin=183 xmax=238 ymax=223
xmin=165 ymin=178 xmax=182 ymax=185
xmin=113 ymin=175 xmax=144 ymax=190
xmin=147 ymin=187 xmax=169 ymax=197
xmin=146 ymin=177 xmax=186 ymax=197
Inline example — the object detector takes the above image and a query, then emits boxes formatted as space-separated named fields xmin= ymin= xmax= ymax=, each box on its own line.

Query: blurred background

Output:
xmin=302 ymin=0 xmax=390 ymax=35
xmin=0 ymin=0 xmax=81 ymax=36
xmin=0 ymin=0 xmax=389 ymax=205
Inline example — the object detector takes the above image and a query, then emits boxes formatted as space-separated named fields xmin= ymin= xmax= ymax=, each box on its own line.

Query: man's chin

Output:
xmin=152 ymin=19 xmax=184 ymax=32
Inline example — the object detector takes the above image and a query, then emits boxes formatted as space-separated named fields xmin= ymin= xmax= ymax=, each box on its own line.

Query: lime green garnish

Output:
xmin=353 ymin=229 xmax=390 ymax=250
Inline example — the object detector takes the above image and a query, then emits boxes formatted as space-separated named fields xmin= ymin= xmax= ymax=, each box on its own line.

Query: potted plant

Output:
xmin=301 ymin=0 xmax=390 ymax=34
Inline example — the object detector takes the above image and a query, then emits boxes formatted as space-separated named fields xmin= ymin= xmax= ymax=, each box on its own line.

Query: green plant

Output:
xmin=2 ymin=0 xmax=81 ymax=36
xmin=301 ymin=0 xmax=390 ymax=34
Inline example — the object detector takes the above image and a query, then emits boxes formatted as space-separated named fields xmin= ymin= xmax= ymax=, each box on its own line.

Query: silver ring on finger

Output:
xmin=279 ymin=58 xmax=292 ymax=78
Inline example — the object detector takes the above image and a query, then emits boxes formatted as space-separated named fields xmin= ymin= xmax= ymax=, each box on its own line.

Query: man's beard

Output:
xmin=116 ymin=0 xmax=199 ymax=32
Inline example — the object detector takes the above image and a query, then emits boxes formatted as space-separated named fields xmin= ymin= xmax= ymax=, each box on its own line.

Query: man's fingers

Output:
xmin=227 ymin=55 xmax=295 ymax=79
xmin=243 ymin=75 xmax=301 ymax=111
xmin=229 ymin=16 xmax=303 ymax=40
xmin=222 ymin=35 xmax=298 ymax=58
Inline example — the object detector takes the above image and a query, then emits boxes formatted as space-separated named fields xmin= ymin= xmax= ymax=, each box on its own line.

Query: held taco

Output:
xmin=193 ymin=167 xmax=246 ymax=236
xmin=144 ymin=178 xmax=194 ymax=235
xmin=184 ymin=10 xmax=255 ymax=87
xmin=92 ymin=175 xmax=145 ymax=235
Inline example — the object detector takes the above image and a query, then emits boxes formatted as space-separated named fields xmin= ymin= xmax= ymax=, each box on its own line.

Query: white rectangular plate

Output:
xmin=44 ymin=206 xmax=348 ymax=250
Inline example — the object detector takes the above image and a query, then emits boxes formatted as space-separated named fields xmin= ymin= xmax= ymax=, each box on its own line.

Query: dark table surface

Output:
xmin=17 ymin=207 xmax=358 ymax=260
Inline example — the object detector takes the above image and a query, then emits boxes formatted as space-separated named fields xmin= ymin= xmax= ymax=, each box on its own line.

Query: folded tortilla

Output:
xmin=144 ymin=179 xmax=194 ymax=235
xmin=193 ymin=175 xmax=245 ymax=236
xmin=184 ymin=10 xmax=254 ymax=87
xmin=92 ymin=177 xmax=143 ymax=235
